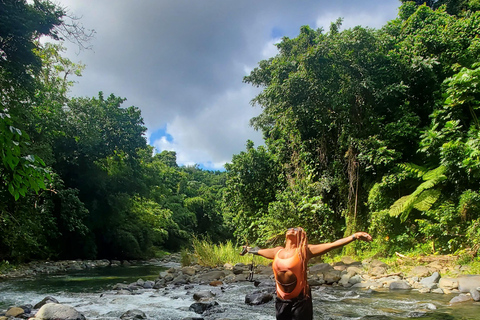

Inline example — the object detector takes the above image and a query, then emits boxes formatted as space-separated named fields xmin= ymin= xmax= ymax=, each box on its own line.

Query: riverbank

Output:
xmin=1 ymin=253 xmax=480 ymax=320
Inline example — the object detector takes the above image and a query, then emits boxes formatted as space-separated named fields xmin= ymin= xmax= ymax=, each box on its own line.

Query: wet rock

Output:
xmin=457 ymin=275 xmax=480 ymax=293
xmin=389 ymin=281 xmax=411 ymax=290
xmin=5 ymin=307 xmax=24 ymax=317
xmin=193 ymin=291 xmax=215 ymax=301
xmin=120 ymin=309 xmax=147 ymax=320
xmin=209 ymin=280 xmax=223 ymax=287
xmin=34 ymin=303 xmax=85 ymax=320
xmin=34 ymin=297 xmax=59 ymax=309
xmin=245 ymin=292 xmax=273 ymax=305
xmin=232 ymin=263 xmax=247 ymax=275
xmin=449 ymin=294 xmax=472 ymax=304
xmin=143 ymin=280 xmax=154 ymax=289
xmin=469 ymin=288 xmax=480 ymax=301
xmin=407 ymin=311 xmax=427 ymax=318
xmin=189 ymin=301 xmax=219 ymax=314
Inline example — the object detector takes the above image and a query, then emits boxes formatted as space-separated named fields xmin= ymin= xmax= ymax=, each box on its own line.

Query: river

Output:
xmin=0 ymin=263 xmax=479 ymax=320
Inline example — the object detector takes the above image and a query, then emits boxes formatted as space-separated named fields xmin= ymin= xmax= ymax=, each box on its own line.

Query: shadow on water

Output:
xmin=0 ymin=264 xmax=166 ymax=295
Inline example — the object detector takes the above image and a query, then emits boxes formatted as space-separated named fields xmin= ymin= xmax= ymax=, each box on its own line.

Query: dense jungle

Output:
xmin=2 ymin=0 xmax=480 ymax=265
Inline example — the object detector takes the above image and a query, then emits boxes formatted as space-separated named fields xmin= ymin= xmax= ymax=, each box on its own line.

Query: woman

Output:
xmin=241 ymin=227 xmax=372 ymax=320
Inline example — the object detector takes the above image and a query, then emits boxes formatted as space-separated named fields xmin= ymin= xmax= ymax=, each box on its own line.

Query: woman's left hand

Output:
xmin=354 ymin=232 xmax=372 ymax=242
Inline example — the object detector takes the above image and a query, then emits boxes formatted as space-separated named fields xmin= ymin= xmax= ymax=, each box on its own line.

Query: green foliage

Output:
xmin=190 ymin=237 xmax=270 ymax=267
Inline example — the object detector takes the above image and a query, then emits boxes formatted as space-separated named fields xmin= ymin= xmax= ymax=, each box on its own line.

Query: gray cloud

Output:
xmin=58 ymin=0 xmax=400 ymax=169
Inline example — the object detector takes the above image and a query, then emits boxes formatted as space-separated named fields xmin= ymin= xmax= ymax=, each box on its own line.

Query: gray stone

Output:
xmin=196 ymin=271 xmax=225 ymax=282
xmin=324 ymin=270 xmax=342 ymax=284
xmin=339 ymin=274 xmax=352 ymax=286
xmin=419 ymin=272 xmax=440 ymax=289
xmin=34 ymin=303 xmax=85 ymax=320
xmin=309 ymin=263 xmax=333 ymax=275
xmin=193 ymin=291 xmax=215 ymax=301
xmin=469 ymin=288 xmax=480 ymax=301
xmin=389 ymin=281 xmax=411 ymax=290
xmin=143 ymin=280 xmax=154 ymax=289
xmin=449 ymin=294 xmax=473 ymax=304
xmin=348 ymin=275 xmax=364 ymax=285
xmin=438 ymin=277 xmax=458 ymax=290
xmin=120 ymin=310 xmax=147 ymax=320
xmin=245 ymin=292 xmax=273 ymax=305
xmin=189 ymin=302 xmax=219 ymax=314
xmin=410 ymin=266 xmax=430 ymax=278
xmin=457 ymin=275 xmax=480 ymax=293
xmin=34 ymin=296 xmax=59 ymax=309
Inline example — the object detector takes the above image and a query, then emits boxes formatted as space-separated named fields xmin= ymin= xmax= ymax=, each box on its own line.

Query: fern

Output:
xmin=389 ymin=164 xmax=447 ymax=222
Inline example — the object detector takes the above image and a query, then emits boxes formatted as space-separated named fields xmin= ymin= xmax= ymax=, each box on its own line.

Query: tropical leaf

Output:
xmin=413 ymin=189 xmax=442 ymax=211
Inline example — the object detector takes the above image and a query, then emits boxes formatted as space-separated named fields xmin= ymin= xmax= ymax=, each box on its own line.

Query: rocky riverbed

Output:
xmin=1 ymin=254 xmax=480 ymax=320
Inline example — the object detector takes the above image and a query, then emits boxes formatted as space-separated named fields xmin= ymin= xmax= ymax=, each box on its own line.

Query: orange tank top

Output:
xmin=272 ymin=248 xmax=305 ymax=299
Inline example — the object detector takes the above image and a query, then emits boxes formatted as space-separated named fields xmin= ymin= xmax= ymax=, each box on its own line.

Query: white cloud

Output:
xmin=55 ymin=0 xmax=400 ymax=170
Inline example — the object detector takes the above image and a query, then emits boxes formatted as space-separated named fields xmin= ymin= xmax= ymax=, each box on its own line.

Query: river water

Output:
xmin=0 ymin=263 xmax=479 ymax=320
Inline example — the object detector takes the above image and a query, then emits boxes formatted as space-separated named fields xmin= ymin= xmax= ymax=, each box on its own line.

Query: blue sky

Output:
xmin=58 ymin=0 xmax=401 ymax=171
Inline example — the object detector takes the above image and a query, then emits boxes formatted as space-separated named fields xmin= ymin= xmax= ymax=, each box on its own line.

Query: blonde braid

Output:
xmin=295 ymin=227 xmax=309 ymax=297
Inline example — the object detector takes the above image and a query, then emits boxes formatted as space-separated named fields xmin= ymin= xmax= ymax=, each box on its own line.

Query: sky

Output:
xmin=55 ymin=0 xmax=401 ymax=170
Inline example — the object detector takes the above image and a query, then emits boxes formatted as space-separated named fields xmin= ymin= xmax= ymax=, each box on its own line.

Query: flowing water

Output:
xmin=0 ymin=263 xmax=479 ymax=320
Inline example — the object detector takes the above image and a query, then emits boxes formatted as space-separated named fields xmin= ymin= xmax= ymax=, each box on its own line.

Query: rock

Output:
xmin=438 ymin=277 xmax=458 ymax=290
xmin=34 ymin=297 xmax=59 ymax=309
xmin=324 ymin=270 xmax=342 ymax=284
xmin=189 ymin=302 xmax=219 ymax=314
xmin=182 ymin=267 xmax=196 ymax=276
xmin=408 ymin=311 xmax=427 ymax=318
xmin=449 ymin=294 xmax=473 ymax=304
xmin=339 ymin=274 xmax=352 ymax=286
xmin=469 ymin=288 xmax=480 ymax=301
xmin=348 ymin=275 xmax=364 ymax=285
xmin=418 ymin=288 xmax=430 ymax=293
xmin=457 ymin=275 xmax=480 ymax=293
xmin=5 ymin=307 xmax=24 ymax=317
xmin=232 ymin=264 xmax=246 ymax=275
xmin=431 ymin=288 xmax=444 ymax=294
xmin=309 ymin=263 xmax=333 ymax=275
xmin=346 ymin=266 xmax=364 ymax=276
xmin=193 ymin=291 xmax=215 ymax=301
xmin=196 ymin=271 xmax=225 ymax=282
xmin=34 ymin=303 xmax=85 ymax=320
xmin=369 ymin=267 xmax=387 ymax=277
xmin=341 ymin=256 xmax=357 ymax=265
xmin=245 ymin=292 xmax=273 ymax=305
xmin=143 ymin=280 xmax=154 ymax=289
xmin=419 ymin=272 xmax=440 ymax=289
xmin=409 ymin=266 xmax=430 ymax=278
xmin=389 ymin=281 xmax=411 ymax=290
xmin=370 ymin=260 xmax=388 ymax=269
xmin=209 ymin=280 xmax=223 ymax=287
xmin=120 ymin=309 xmax=147 ymax=320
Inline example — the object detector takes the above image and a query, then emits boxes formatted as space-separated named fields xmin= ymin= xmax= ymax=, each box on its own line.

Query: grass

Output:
xmin=185 ymin=238 xmax=271 ymax=267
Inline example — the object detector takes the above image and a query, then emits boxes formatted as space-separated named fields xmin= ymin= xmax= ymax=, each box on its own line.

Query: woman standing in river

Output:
xmin=241 ymin=227 xmax=372 ymax=320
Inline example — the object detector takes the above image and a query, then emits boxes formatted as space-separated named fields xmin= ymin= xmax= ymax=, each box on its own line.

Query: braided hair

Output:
xmin=293 ymin=227 xmax=309 ymax=297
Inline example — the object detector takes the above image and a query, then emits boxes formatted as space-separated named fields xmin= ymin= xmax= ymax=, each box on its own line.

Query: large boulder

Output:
xmin=324 ymin=270 xmax=342 ymax=284
xmin=389 ymin=281 xmax=411 ymax=290
xmin=457 ymin=275 xmax=480 ymax=293
xmin=5 ymin=307 xmax=24 ymax=317
xmin=34 ymin=303 xmax=85 ymax=320
xmin=449 ymin=294 xmax=473 ymax=304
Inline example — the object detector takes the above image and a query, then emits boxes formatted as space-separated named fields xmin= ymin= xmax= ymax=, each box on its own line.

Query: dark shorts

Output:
xmin=275 ymin=288 xmax=313 ymax=320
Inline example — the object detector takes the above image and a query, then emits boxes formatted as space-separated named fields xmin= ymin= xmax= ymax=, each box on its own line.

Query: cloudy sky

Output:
xmin=55 ymin=0 xmax=401 ymax=170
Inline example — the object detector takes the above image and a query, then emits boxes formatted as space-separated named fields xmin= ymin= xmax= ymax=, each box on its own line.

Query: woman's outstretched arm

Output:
xmin=241 ymin=246 xmax=283 ymax=260
xmin=307 ymin=232 xmax=372 ymax=259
